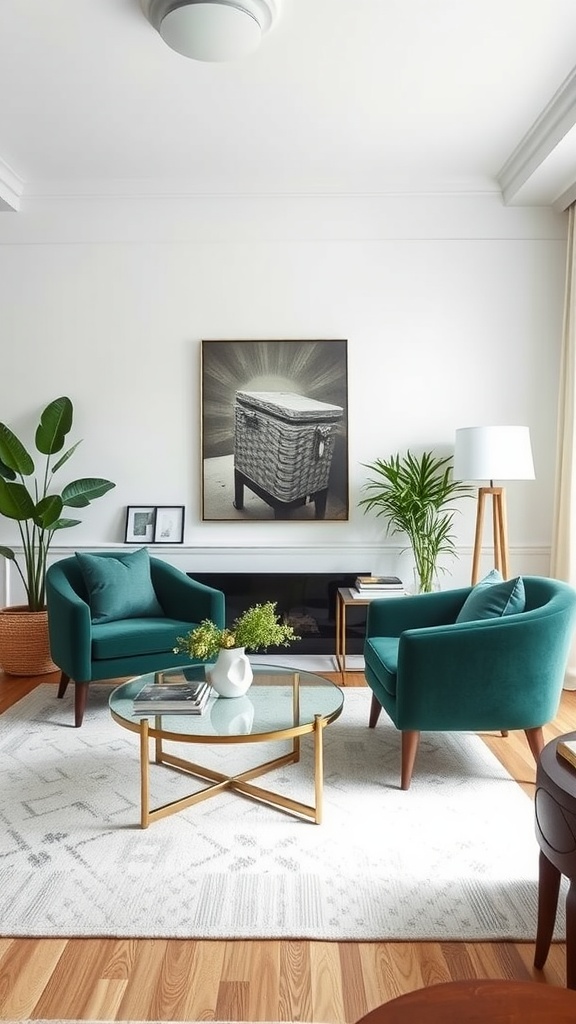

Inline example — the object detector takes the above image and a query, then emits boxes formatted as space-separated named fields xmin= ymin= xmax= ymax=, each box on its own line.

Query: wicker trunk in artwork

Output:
xmin=233 ymin=390 xmax=343 ymax=519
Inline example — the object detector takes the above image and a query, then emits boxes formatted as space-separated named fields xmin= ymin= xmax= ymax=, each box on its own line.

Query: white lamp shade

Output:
xmin=144 ymin=0 xmax=280 ymax=62
xmin=453 ymin=425 xmax=535 ymax=482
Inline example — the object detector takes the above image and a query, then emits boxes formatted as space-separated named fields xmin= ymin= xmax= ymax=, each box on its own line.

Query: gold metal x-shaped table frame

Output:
xmin=111 ymin=671 xmax=343 ymax=828
xmin=134 ymin=711 xmax=328 ymax=828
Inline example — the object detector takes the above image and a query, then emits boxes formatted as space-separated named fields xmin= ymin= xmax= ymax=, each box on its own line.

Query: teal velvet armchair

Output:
xmin=46 ymin=552 xmax=225 ymax=727
xmin=363 ymin=576 xmax=576 ymax=790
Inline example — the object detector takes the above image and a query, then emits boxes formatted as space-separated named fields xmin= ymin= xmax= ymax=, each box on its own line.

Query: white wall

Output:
xmin=0 ymin=192 xmax=567 ymax=603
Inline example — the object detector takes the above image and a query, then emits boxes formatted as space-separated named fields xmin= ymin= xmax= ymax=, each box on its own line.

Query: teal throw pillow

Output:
xmin=456 ymin=571 xmax=525 ymax=624
xmin=75 ymin=548 xmax=163 ymax=624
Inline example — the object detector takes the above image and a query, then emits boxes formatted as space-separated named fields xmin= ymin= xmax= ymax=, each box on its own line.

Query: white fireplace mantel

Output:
xmin=0 ymin=542 xmax=550 ymax=608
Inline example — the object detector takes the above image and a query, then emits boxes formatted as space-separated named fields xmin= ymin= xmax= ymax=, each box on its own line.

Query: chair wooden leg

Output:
xmin=525 ymin=725 xmax=545 ymax=763
xmin=369 ymin=693 xmax=382 ymax=728
xmin=401 ymin=730 xmax=420 ymax=790
xmin=57 ymin=672 xmax=70 ymax=698
xmin=74 ymin=682 xmax=89 ymax=728
xmin=501 ymin=730 xmax=509 ymax=737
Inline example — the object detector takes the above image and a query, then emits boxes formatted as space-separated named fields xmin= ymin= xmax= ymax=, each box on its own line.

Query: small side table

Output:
xmin=534 ymin=730 xmax=576 ymax=988
xmin=335 ymin=587 xmax=406 ymax=683
xmin=335 ymin=587 xmax=373 ymax=683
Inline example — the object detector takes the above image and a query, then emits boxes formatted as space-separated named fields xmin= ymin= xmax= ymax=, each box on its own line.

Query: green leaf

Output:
xmin=0 ymin=457 xmax=16 ymax=482
xmin=0 ymin=546 xmax=16 ymax=560
xmin=50 ymin=518 xmax=82 ymax=531
xmin=0 ymin=424 xmax=35 ymax=476
xmin=33 ymin=494 xmax=64 ymax=528
xmin=35 ymin=396 xmax=73 ymax=456
xmin=52 ymin=440 xmax=82 ymax=474
xmin=0 ymin=479 xmax=36 ymax=520
xmin=61 ymin=477 xmax=116 ymax=508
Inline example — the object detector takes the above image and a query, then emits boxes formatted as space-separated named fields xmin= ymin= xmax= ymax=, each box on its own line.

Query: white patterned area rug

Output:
xmin=0 ymin=684 xmax=560 ymax=942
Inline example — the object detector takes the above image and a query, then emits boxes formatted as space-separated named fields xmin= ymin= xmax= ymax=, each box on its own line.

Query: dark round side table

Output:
xmin=355 ymin=979 xmax=576 ymax=1023
xmin=534 ymin=730 xmax=576 ymax=988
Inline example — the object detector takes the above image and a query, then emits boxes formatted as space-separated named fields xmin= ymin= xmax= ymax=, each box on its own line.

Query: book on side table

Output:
xmin=133 ymin=670 xmax=212 ymax=714
xmin=352 ymin=575 xmax=405 ymax=597
xmin=557 ymin=738 xmax=576 ymax=770
xmin=350 ymin=575 xmax=406 ymax=599
xmin=355 ymin=575 xmax=404 ymax=589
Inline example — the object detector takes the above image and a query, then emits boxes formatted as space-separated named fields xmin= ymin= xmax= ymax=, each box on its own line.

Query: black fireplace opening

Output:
xmin=188 ymin=572 xmax=371 ymax=656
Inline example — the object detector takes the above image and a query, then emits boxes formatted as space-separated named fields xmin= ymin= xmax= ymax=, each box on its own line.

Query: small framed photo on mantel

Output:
xmin=125 ymin=506 xmax=155 ymax=544
xmin=153 ymin=506 xmax=185 ymax=544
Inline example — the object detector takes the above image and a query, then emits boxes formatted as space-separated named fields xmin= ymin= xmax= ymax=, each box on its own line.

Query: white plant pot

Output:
xmin=207 ymin=646 xmax=253 ymax=698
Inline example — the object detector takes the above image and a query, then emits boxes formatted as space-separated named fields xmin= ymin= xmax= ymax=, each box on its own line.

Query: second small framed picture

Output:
xmin=125 ymin=506 xmax=156 ymax=543
xmin=154 ymin=506 xmax=185 ymax=544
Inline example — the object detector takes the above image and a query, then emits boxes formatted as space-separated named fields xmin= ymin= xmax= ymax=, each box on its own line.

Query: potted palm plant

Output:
xmin=0 ymin=396 xmax=115 ymax=674
xmin=359 ymin=450 xmax=471 ymax=593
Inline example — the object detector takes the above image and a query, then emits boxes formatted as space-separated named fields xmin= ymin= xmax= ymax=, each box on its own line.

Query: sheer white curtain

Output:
xmin=551 ymin=202 xmax=576 ymax=687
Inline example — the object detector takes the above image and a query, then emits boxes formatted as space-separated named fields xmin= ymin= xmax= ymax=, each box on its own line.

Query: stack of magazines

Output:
xmin=133 ymin=673 xmax=211 ymax=715
xmin=351 ymin=575 xmax=405 ymax=599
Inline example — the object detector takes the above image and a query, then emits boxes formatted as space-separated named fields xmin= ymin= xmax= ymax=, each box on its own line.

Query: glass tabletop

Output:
xmin=109 ymin=663 xmax=344 ymax=739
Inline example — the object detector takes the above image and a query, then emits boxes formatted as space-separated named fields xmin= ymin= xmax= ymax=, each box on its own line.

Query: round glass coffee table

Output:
xmin=109 ymin=664 xmax=344 ymax=829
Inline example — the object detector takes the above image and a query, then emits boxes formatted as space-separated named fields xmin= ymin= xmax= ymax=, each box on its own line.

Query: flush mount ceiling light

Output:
xmin=142 ymin=0 xmax=281 ymax=62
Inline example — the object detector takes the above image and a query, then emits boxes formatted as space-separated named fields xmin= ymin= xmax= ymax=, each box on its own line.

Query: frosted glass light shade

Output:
xmin=143 ymin=0 xmax=280 ymax=62
xmin=453 ymin=426 xmax=535 ymax=482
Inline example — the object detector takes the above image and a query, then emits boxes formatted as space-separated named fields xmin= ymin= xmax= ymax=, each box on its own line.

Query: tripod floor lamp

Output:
xmin=453 ymin=426 xmax=535 ymax=585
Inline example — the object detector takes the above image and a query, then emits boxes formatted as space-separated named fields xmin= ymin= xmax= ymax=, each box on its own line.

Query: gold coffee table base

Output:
xmin=134 ymin=713 xmax=327 ymax=828
xmin=110 ymin=667 xmax=344 ymax=830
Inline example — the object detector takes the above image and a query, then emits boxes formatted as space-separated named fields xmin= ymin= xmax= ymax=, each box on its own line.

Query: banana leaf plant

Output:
xmin=0 ymin=396 xmax=115 ymax=610
xmin=359 ymin=450 xmax=472 ymax=593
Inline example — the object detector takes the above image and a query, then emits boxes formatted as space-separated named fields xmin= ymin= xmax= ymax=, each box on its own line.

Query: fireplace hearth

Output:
xmin=188 ymin=571 xmax=370 ymax=656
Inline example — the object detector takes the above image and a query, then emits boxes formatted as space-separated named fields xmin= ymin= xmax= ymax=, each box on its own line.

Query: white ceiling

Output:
xmin=2 ymin=0 xmax=576 ymax=211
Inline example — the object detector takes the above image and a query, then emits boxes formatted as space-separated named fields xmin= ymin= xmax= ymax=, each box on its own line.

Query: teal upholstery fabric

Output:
xmin=90 ymin=617 xmax=190 ymax=660
xmin=364 ymin=637 xmax=399 ymax=697
xmin=456 ymin=572 xmax=525 ymax=623
xmin=75 ymin=547 xmax=163 ymax=623
xmin=363 ymin=576 xmax=576 ymax=781
xmin=46 ymin=553 xmax=226 ymax=724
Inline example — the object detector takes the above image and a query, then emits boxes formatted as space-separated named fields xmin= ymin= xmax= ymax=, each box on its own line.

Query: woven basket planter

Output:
xmin=0 ymin=605 xmax=58 ymax=676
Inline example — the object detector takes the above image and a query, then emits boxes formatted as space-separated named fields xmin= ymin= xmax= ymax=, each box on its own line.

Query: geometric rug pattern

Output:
xmin=0 ymin=683 xmax=562 ymax=941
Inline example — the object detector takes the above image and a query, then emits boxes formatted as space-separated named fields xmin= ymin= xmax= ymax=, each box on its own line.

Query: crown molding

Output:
xmin=0 ymin=156 xmax=23 ymax=212
xmin=498 ymin=65 xmax=576 ymax=206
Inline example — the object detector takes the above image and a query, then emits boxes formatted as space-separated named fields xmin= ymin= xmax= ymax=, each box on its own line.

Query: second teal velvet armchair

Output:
xmin=46 ymin=553 xmax=225 ymax=727
xmin=363 ymin=576 xmax=576 ymax=790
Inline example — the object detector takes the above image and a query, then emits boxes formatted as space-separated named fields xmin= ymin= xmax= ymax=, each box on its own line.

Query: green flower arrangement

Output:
xmin=174 ymin=601 xmax=300 ymax=661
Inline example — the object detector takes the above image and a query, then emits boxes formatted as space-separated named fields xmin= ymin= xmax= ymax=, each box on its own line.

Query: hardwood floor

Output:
xmin=1 ymin=669 xmax=575 ymax=1021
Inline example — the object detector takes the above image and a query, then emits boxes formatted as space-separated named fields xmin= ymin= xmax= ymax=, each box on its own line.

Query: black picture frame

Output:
xmin=201 ymin=339 xmax=349 ymax=522
xmin=153 ymin=506 xmax=185 ymax=544
xmin=125 ymin=506 xmax=155 ymax=543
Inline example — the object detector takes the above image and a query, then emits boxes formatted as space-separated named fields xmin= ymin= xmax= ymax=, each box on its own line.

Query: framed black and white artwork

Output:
xmin=125 ymin=506 xmax=155 ymax=543
xmin=201 ymin=339 xmax=349 ymax=522
xmin=154 ymin=506 xmax=185 ymax=544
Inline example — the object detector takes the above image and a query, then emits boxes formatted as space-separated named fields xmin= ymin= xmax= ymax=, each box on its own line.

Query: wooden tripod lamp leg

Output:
xmin=471 ymin=488 xmax=487 ymax=585
xmin=471 ymin=486 xmax=510 ymax=584
xmin=493 ymin=487 xmax=510 ymax=579
xmin=492 ymin=490 xmax=502 ymax=573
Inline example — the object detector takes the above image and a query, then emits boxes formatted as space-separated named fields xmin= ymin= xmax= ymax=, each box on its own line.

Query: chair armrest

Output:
xmin=46 ymin=569 xmax=93 ymax=682
xmin=151 ymin=560 xmax=225 ymax=627
xmin=396 ymin=611 xmax=570 ymax=730
xmin=365 ymin=587 xmax=471 ymax=638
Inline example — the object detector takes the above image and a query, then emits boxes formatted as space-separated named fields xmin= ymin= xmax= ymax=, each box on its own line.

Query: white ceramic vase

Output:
xmin=208 ymin=646 xmax=253 ymax=698
xmin=210 ymin=694 xmax=255 ymax=733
